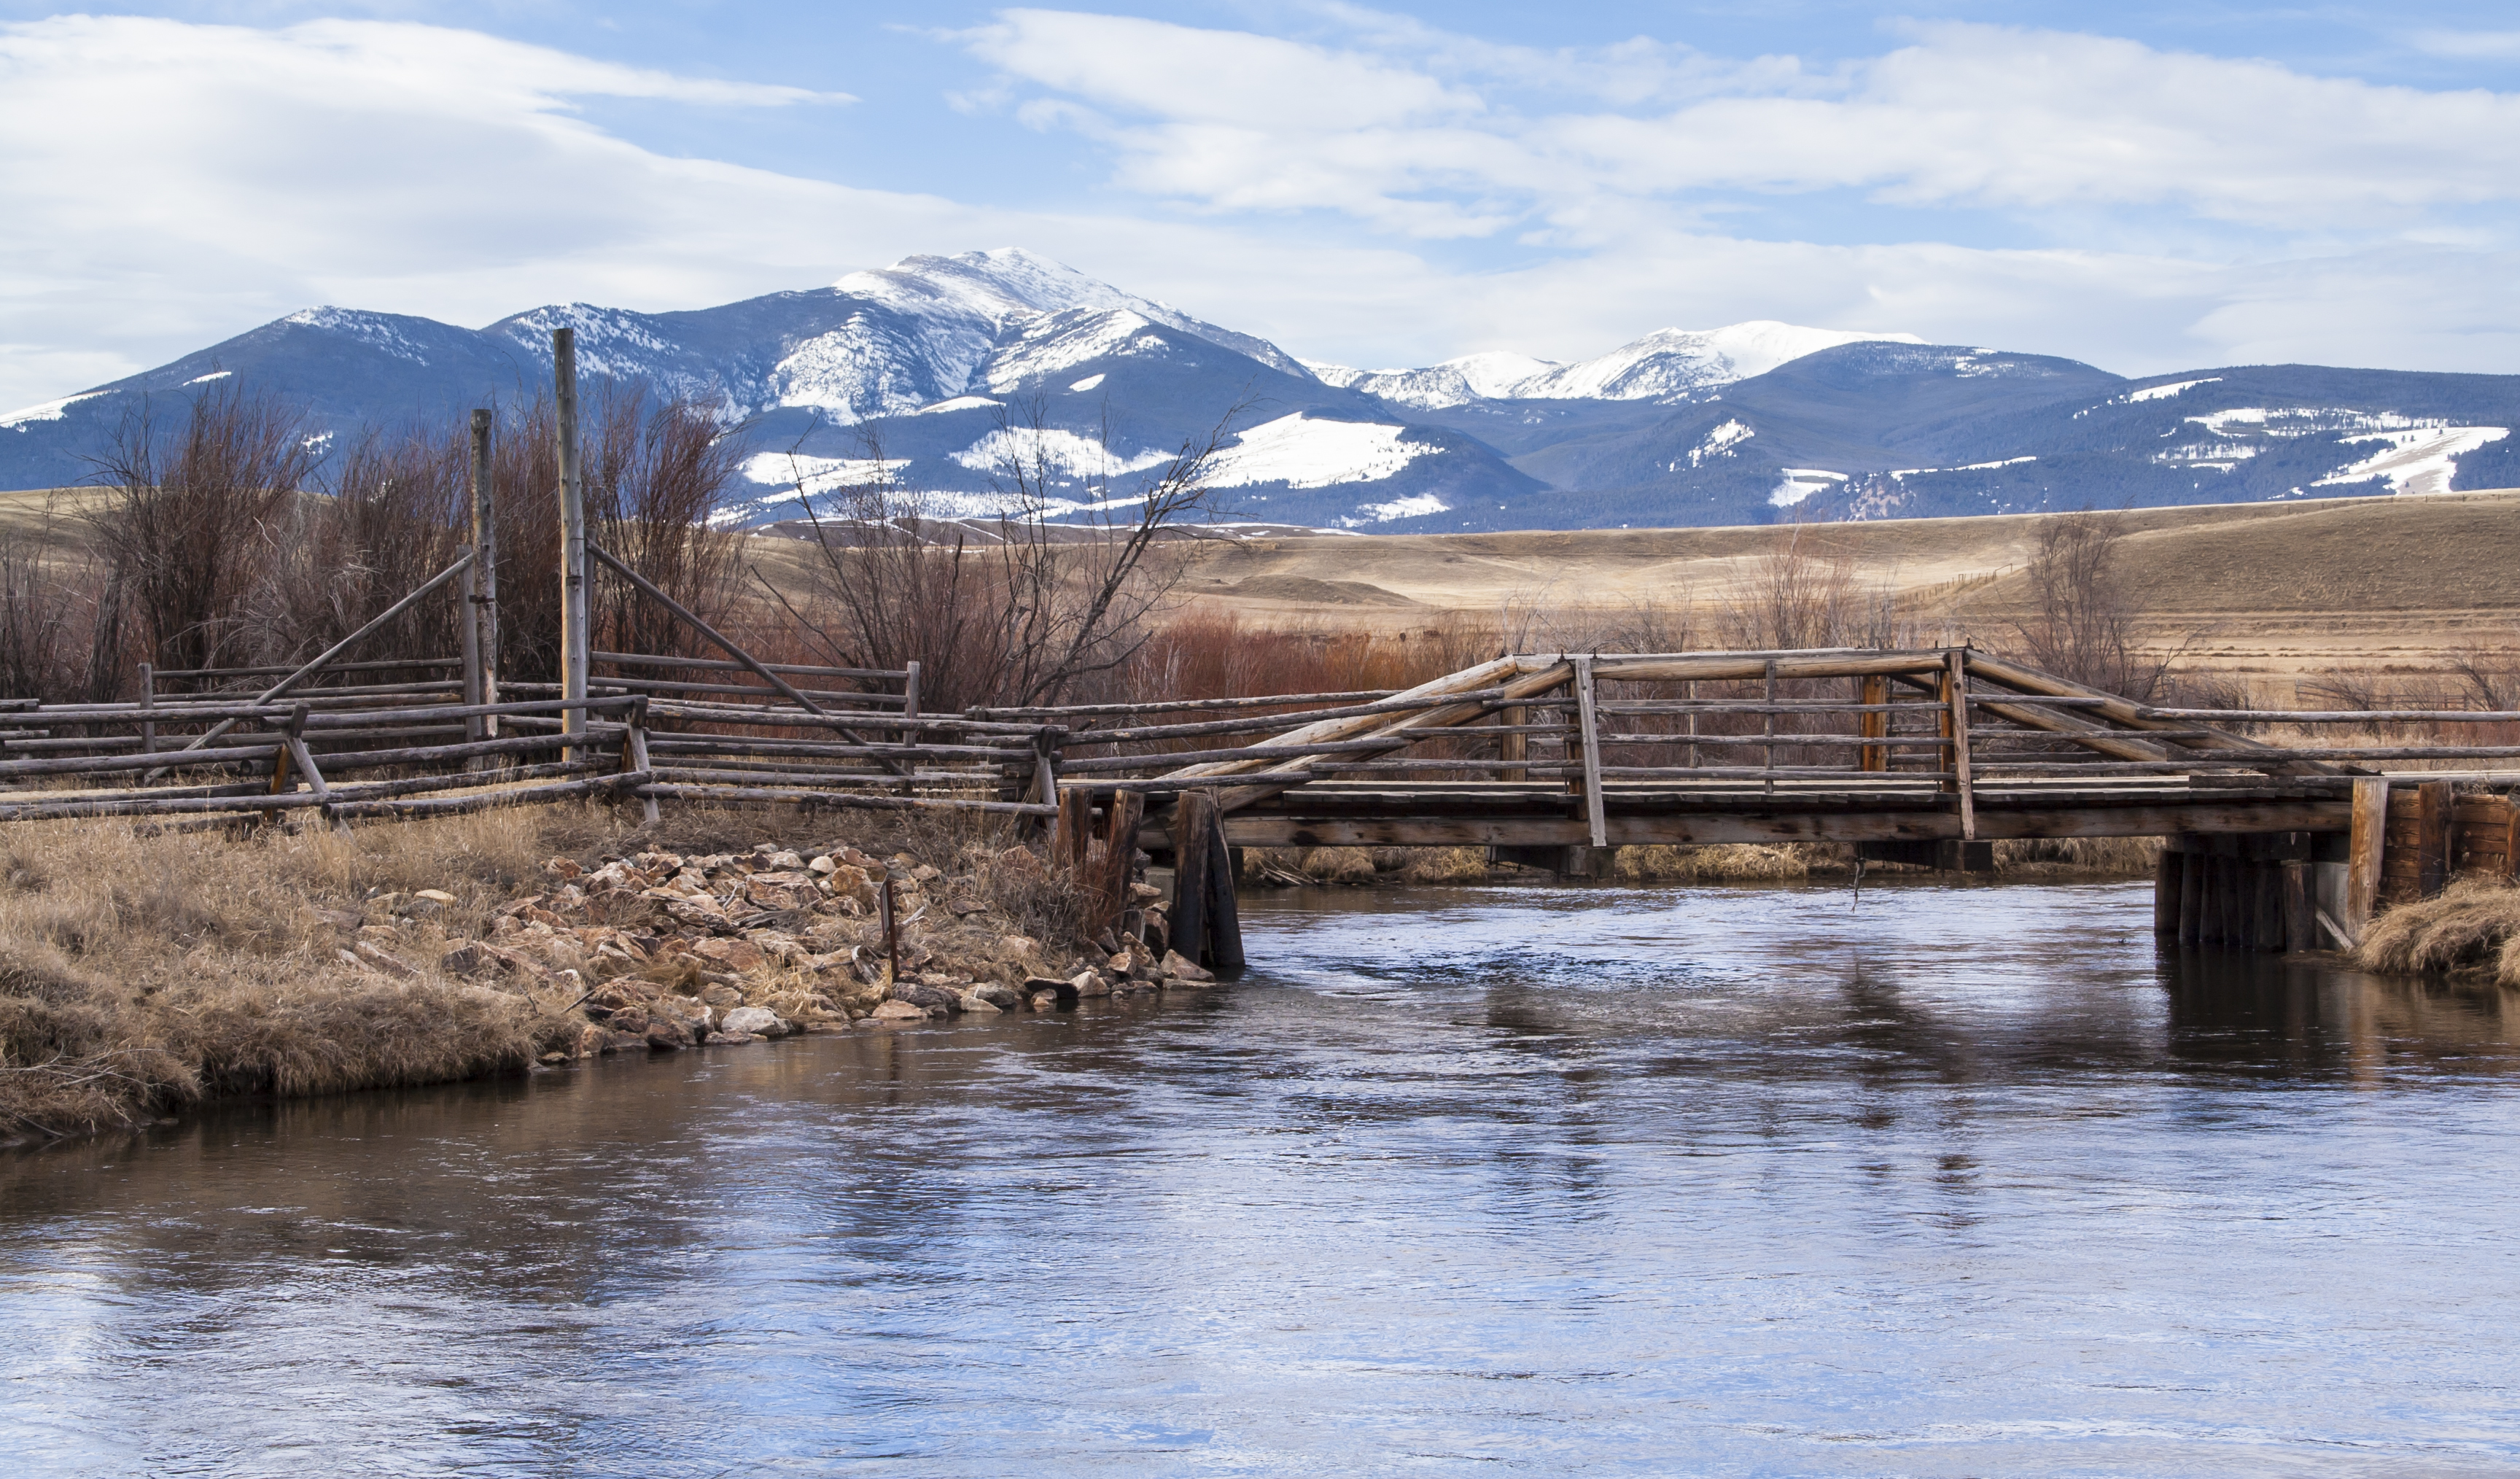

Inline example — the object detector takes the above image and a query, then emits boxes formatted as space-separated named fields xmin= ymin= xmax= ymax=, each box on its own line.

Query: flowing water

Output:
xmin=6 ymin=878 xmax=2519 ymax=1476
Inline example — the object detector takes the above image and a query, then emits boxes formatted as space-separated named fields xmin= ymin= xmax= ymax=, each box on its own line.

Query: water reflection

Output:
xmin=5 ymin=878 xmax=2519 ymax=1476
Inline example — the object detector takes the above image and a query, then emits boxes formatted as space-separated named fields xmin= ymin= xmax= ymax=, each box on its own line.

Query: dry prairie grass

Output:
xmin=0 ymin=808 xmax=576 ymax=1142
xmin=2353 ymin=877 xmax=2520 ymax=985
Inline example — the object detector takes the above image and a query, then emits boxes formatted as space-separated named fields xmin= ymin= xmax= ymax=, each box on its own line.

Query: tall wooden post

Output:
xmin=1943 ymin=648 xmax=1975 ymax=842
xmin=137 ymin=664 xmax=155 ymax=754
xmin=468 ymin=408 xmax=499 ymax=741
xmin=2344 ymin=778 xmax=2389 ymax=944
xmin=1499 ymin=702 xmax=1526 ymax=783
xmin=2153 ymin=846 xmax=2180 ymax=934
xmin=1204 ymin=817 xmax=1243 ymax=972
xmin=553 ymin=329 xmax=588 ymax=752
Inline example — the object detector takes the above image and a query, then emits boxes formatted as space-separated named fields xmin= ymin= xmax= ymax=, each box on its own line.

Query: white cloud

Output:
xmin=2 ymin=8 xmax=2519 ymax=416
xmin=960 ymin=15 xmax=2520 ymax=232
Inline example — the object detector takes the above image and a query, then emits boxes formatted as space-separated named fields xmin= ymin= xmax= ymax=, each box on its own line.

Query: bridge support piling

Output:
xmin=2155 ymin=850 xmax=2180 ymax=934
xmin=2283 ymin=861 xmax=2316 ymax=952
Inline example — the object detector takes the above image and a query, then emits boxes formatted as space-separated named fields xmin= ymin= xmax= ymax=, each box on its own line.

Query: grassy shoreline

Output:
xmin=0 ymin=819 xmax=2165 ymax=1146
xmin=0 ymin=802 xmax=1112 ymax=1146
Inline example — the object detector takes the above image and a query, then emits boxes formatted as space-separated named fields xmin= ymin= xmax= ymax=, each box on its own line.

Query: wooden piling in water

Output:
xmin=2282 ymin=860 xmax=2315 ymax=953
xmin=2345 ymin=779 xmax=2389 ymax=945
xmin=2416 ymin=780 xmax=2454 ymax=899
xmin=2155 ymin=848 xmax=2181 ymax=934
xmin=2179 ymin=849 xmax=2204 ymax=945
xmin=1172 ymin=789 xmax=1214 ymax=960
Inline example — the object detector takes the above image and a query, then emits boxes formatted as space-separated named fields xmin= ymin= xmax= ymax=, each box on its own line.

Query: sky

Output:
xmin=2 ymin=1 xmax=2518 ymax=411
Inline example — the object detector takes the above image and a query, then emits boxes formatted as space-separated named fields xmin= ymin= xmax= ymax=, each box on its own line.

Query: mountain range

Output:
xmin=4 ymin=248 xmax=2513 ymax=533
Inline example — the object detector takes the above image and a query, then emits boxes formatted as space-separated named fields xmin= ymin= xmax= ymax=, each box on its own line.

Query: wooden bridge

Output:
xmin=1042 ymin=645 xmax=2520 ymax=968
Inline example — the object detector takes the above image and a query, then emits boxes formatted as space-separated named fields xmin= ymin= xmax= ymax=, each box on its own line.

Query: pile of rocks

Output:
xmin=347 ymin=840 xmax=1218 ymax=1060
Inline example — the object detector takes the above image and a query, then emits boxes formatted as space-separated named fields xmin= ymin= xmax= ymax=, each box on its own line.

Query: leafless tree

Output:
xmin=2011 ymin=511 xmax=2175 ymax=699
xmin=774 ymin=395 xmax=1245 ymax=710
xmin=88 ymin=383 xmax=321 ymax=681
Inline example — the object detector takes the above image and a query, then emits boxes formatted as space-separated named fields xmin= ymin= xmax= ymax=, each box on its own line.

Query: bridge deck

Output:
xmin=1155 ymin=777 xmax=2354 ymax=849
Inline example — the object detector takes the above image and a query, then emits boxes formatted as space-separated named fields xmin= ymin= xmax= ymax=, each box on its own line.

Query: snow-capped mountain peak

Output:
xmin=1312 ymin=322 xmax=1921 ymax=409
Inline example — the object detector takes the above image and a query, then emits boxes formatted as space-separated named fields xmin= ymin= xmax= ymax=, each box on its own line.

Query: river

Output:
xmin=4 ymin=878 xmax=2517 ymax=1475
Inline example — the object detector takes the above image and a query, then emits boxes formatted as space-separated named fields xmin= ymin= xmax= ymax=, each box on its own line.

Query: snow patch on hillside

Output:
xmin=1 ymin=389 xmax=109 ymax=429
xmin=1672 ymin=419 xmax=1753 ymax=471
xmin=949 ymin=427 xmax=1171 ymax=480
xmin=738 ymin=451 xmax=911 ymax=500
xmin=1338 ymin=492 xmax=1448 ymax=527
xmin=2314 ymin=426 xmax=2508 ymax=496
xmin=980 ymin=310 xmax=1172 ymax=392
xmin=1770 ymin=468 xmax=1848 ymax=508
xmin=913 ymin=395 xmax=1002 ymax=416
xmin=1206 ymin=414 xmax=1434 ymax=489
xmin=2126 ymin=377 xmax=2221 ymax=403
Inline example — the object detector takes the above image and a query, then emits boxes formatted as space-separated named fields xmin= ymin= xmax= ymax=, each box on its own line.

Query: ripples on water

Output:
xmin=5 ymin=879 xmax=2519 ymax=1476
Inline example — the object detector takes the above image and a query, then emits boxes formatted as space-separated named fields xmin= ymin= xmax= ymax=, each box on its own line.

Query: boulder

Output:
xmin=1027 ymin=990 xmax=1059 ymax=1012
xmin=957 ymin=991 xmax=1003 ymax=1016
xmin=439 ymin=941 xmax=492 ymax=977
xmin=1023 ymin=974 xmax=1080 ymax=1004
xmin=707 ymin=1030 xmax=759 ymax=1044
xmin=971 ymin=983 xmax=1022 ymax=1009
xmin=699 ymin=983 xmax=744 ymax=1008
xmin=871 ymin=999 xmax=928 ymax=1023
xmin=352 ymin=940 xmax=421 ymax=979
xmin=602 ymin=1030 xmax=648 ymax=1054
xmin=644 ymin=1017 xmax=694 ymax=1049
xmin=720 ymin=1005 xmax=788 ymax=1037
xmin=604 ymin=1006 xmax=652 ymax=1035
xmin=1161 ymin=950 xmax=1214 ymax=983
xmin=889 ymin=981 xmax=960 ymax=1012
xmin=691 ymin=937 xmax=766 ymax=971
xmin=1070 ymin=970 xmax=1113 ymax=998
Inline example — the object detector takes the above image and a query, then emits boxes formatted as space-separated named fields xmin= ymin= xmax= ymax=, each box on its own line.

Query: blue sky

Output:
xmin=2 ymin=2 xmax=2517 ymax=409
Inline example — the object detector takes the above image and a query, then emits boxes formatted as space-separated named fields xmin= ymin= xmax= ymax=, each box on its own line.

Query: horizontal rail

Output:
xmin=144 ymin=657 xmax=463 ymax=680
xmin=971 ymin=690 xmax=1400 ymax=720
xmin=637 ymin=783 xmax=1056 ymax=817
xmin=594 ymin=651 xmax=907 ymax=682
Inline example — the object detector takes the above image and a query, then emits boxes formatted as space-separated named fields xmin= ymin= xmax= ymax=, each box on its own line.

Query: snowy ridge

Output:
xmin=281 ymin=307 xmax=441 ymax=365
xmin=1326 ymin=322 xmax=1921 ymax=408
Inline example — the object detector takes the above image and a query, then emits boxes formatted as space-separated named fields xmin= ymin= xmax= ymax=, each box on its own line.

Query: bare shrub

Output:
xmin=777 ymin=397 xmax=1243 ymax=710
xmin=0 ymin=508 xmax=123 ymax=703
xmin=1715 ymin=524 xmax=1897 ymax=651
xmin=251 ymin=422 xmax=469 ymax=669
xmin=89 ymin=383 xmax=322 ymax=679
xmin=2010 ymin=511 xmax=2179 ymax=701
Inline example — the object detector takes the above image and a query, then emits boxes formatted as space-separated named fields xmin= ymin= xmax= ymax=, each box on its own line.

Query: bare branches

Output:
xmin=782 ymin=394 xmax=1247 ymax=711
xmin=88 ymin=382 xmax=321 ymax=679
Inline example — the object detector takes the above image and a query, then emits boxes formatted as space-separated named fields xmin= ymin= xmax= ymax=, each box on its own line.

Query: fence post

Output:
xmin=553 ymin=328 xmax=588 ymax=757
xmin=468 ymin=407 xmax=499 ymax=742
xmin=903 ymin=661 xmax=920 ymax=725
xmin=138 ymin=664 xmax=155 ymax=755
xmin=1944 ymin=648 xmax=1975 ymax=842
xmin=622 ymin=694 xmax=659 ymax=826
xmin=1859 ymin=673 xmax=1886 ymax=773
xmin=1571 ymin=655 xmax=1606 ymax=849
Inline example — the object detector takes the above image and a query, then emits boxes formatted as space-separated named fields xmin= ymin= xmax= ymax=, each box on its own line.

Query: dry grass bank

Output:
xmin=2353 ymin=877 xmax=2520 ymax=987
xmin=0 ymin=802 xmax=1102 ymax=1145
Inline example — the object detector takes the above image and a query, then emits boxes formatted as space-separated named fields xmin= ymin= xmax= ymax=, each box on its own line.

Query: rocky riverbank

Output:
xmin=411 ymin=841 xmax=1211 ymax=1054
xmin=0 ymin=803 xmax=1197 ymax=1146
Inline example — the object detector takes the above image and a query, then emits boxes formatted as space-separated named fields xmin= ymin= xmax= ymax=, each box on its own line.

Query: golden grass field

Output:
xmin=13 ymin=482 xmax=2517 ymax=686
xmin=1162 ymin=489 xmax=2520 ymax=685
